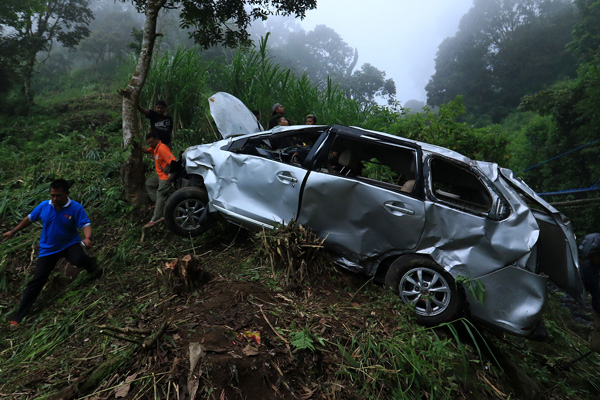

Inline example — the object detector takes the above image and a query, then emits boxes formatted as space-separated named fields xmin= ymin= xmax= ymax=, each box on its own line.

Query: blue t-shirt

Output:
xmin=29 ymin=199 xmax=91 ymax=257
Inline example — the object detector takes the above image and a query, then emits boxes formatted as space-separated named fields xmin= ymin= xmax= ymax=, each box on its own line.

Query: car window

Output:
xmin=227 ymin=130 xmax=322 ymax=167
xmin=316 ymin=135 xmax=418 ymax=194
xmin=429 ymin=157 xmax=492 ymax=213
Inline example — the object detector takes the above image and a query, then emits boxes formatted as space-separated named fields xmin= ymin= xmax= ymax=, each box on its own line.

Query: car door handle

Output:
xmin=277 ymin=172 xmax=298 ymax=185
xmin=384 ymin=202 xmax=415 ymax=216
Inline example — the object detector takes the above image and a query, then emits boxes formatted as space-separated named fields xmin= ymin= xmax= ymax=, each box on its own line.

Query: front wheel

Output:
xmin=164 ymin=187 xmax=210 ymax=237
xmin=385 ymin=256 xmax=464 ymax=326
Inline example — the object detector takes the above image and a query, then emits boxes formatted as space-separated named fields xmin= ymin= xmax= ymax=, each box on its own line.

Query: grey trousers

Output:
xmin=145 ymin=175 xmax=172 ymax=221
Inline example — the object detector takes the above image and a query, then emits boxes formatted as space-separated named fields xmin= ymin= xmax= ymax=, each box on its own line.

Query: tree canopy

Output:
xmin=0 ymin=0 xmax=93 ymax=104
xmin=426 ymin=0 xmax=578 ymax=122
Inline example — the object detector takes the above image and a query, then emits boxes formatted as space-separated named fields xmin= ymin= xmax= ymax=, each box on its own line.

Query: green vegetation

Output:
xmin=0 ymin=86 xmax=599 ymax=398
xmin=0 ymin=84 xmax=600 ymax=399
xmin=2 ymin=0 xmax=600 ymax=397
xmin=425 ymin=0 xmax=600 ymax=236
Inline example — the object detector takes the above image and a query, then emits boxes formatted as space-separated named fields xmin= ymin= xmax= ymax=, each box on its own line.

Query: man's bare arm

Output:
xmin=82 ymin=225 xmax=92 ymax=248
xmin=137 ymin=104 xmax=150 ymax=116
xmin=2 ymin=216 xmax=32 ymax=240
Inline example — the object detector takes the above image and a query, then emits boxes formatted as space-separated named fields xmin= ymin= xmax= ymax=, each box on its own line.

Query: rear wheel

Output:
xmin=385 ymin=256 xmax=464 ymax=326
xmin=164 ymin=187 xmax=210 ymax=237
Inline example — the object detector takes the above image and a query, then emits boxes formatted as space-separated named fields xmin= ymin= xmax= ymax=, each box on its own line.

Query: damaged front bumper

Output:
xmin=464 ymin=266 xmax=548 ymax=336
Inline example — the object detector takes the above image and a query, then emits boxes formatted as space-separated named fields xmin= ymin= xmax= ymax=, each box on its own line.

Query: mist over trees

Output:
xmin=0 ymin=0 xmax=396 ymax=108
xmin=426 ymin=0 xmax=578 ymax=123
xmin=250 ymin=19 xmax=397 ymax=104
xmin=0 ymin=0 xmax=93 ymax=104
xmin=513 ymin=0 xmax=600 ymax=200
xmin=78 ymin=1 xmax=143 ymax=70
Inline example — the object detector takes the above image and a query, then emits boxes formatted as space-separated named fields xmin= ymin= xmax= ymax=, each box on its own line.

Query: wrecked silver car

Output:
xmin=164 ymin=92 xmax=583 ymax=336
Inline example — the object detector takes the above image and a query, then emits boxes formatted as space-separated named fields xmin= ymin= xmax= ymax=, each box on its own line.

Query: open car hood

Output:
xmin=208 ymin=92 xmax=263 ymax=139
xmin=500 ymin=168 xmax=584 ymax=301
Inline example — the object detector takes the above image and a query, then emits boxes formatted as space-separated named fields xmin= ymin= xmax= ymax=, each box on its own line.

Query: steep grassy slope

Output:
xmin=1 ymin=92 xmax=599 ymax=399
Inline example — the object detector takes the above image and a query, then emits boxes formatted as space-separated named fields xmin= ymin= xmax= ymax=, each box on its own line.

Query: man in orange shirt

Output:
xmin=144 ymin=131 xmax=175 ymax=228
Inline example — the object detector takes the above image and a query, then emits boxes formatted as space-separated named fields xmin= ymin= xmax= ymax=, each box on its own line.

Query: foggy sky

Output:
xmin=299 ymin=0 xmax=474 ymax=104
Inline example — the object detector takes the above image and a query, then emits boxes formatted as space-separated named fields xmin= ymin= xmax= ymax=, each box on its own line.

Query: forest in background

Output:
xmin=2 ymin=1 xmax=600 ymax=398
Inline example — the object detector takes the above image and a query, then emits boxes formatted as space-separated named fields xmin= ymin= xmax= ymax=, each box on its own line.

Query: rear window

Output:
xmin=430 ymin=157 xmax=492 ymax=213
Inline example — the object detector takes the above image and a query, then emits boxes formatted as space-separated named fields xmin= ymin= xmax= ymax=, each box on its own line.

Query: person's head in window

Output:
xmin=277 ymin=116 xmax=289 ymax=126
xmin=305 ymin=114 xmax=317 ymax=125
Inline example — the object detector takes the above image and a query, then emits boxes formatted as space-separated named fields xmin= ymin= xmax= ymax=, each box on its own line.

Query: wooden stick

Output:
xmin=142 ymin=319 xmax=171 ymax=350
xmin=98 ymin=330 xmax=142 ymax=345
xmin=258 ymin=305 xmax=289 ymax=344
xmin=96 ymin=324 xmax=152 ymax=336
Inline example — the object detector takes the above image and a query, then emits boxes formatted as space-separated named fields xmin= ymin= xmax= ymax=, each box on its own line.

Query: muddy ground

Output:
xmin=1 ymin=222 xmax=599 ymax=399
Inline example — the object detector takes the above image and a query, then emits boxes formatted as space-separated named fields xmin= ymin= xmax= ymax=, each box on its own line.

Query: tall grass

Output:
xmin=137 ymin=47 xmax=214 ymax=143
xmin=335 ymin=318 xmax=494 ymax=399
xmin=125 ymin=35 xmax=381 ymax=148
xmin=218 ymin=35 xmax=375 ymax=128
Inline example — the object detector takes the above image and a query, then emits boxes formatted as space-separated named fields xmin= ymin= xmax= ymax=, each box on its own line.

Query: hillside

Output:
xmin=1 ymin=92 xmax=600 ymax=400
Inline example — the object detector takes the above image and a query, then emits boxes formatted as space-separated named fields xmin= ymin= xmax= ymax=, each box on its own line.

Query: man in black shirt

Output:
xmin=138 ymin=100 xmax=173 ymax=148
xmin=268 ymin=103 xmax=286 ymax=129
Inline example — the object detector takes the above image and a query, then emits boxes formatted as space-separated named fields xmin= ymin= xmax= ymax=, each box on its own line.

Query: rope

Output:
xmin=538 ymin=186 xmax=600 ymax=196
xmin=516 ymin=137 xmax=600 ymax=175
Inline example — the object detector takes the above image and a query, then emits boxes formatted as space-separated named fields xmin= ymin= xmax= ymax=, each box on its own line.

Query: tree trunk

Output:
xmin=22 ymin=51 xmax=36 ymax=106
xmin=119 ymin=0 xmax=166 ymax=206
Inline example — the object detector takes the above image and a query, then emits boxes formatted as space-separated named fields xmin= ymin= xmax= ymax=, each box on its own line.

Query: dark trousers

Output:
xmin=581 ymin=259 xmax=600 ymax=315
xmin=13 ymin=243 xmax=95 ymax=323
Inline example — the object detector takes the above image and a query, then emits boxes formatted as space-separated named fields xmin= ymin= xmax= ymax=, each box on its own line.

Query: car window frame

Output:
xmin=425 ymin=154 xmax=511 ymax=220
xmin=222 ymin=127 xmax=328 ymax=169
xmin=308 ymin=125 xmax=425 ymax=199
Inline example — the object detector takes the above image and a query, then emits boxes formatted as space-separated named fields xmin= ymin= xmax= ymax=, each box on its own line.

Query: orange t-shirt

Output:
xmin=150 ymin=141 xmax=175 ymax=180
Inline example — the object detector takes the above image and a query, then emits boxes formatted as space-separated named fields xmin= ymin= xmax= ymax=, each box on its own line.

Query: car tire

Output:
xmin=385 ymin=255 xmax=464 ymax=326
xmin=164 ymin=187 xmax=210 ymax=237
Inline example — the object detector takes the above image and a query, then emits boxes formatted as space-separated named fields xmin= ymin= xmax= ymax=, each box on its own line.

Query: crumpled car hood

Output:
xmin=208 ymin=92 xmax=263 ymax=138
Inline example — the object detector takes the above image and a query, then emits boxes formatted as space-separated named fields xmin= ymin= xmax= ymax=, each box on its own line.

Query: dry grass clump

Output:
xmin=254 ymin=221 xmax=329 ymax=288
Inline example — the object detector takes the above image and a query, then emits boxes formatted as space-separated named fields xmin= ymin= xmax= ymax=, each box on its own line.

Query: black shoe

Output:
xmin=88 ymin=257 xmax=102 ymax=279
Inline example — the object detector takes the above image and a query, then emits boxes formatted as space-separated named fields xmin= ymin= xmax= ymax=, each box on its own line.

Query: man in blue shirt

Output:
xmin=2 ymin=179 xmax=98 ymax=326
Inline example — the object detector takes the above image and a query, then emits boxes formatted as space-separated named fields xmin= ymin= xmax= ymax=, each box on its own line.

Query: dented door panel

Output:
xmin=209 ymin=152 xmax=306 ymax=227
xmin=297 ymin=170 xmax=426 ymax=262
xmin=500 ymin=168 xmax=583 ymax=300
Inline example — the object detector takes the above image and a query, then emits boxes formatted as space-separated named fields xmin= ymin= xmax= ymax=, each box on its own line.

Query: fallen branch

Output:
xmin=142 ymin=319 xmax=171 ymax=350
xmin=258 ymin=305 xmax=289 ymax=344
xmin=96 ymin=324 xmax=152 ymax=336
xmin=98 ymin=330 xmax=142 ymax=345
xmin=48 ymin=319 xmax=172 ymax=400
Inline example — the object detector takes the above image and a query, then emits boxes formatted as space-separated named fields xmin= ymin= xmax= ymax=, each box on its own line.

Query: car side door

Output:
xmin=297 ymin=129 xmax=426 ymax=263
xmin=209 ymin=130 xmax=320 ymax=228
